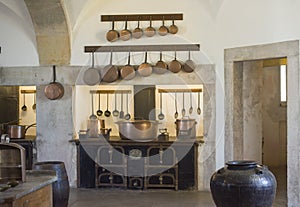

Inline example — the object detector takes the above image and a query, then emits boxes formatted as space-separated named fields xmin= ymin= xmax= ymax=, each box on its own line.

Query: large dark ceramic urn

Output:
xmin=210 ymin=160 xmax=276 ymax=207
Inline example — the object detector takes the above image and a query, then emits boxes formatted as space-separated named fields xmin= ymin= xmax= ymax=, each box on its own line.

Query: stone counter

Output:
xmin=0 ymin=170 xmax=57 ymax=205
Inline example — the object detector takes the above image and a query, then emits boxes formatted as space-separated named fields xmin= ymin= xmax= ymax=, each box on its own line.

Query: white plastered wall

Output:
xmin=2 ymin=0 xmax=300 ymax=184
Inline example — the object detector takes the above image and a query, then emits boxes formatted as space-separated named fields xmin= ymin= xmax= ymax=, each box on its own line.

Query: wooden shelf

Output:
xmin=101 ymin=13 xmax=183 ymax=22
xmin=84 ymin=44 xmax=200 ymax=53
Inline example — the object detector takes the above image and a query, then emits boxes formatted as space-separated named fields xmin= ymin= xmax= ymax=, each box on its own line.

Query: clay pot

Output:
xmin=210 ymin=160 xmax=277 ymax=207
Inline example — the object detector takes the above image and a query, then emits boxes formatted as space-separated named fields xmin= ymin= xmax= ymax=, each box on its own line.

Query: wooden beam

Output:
xmin=158 ymin=89 xmax=202 ymax=93
xmin=84 ymin=44 xmax=200 ymax=53
xmin=101 ymin=13 xmax=183 ymax=22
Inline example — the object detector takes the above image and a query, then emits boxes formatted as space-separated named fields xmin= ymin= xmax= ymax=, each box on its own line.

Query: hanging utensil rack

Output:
xmin=158 ymin=88 xmax=202 ymax=93
xmin=90 ymin=90 xmax=131 ymax=94
xmin=101 ymin=13 xmax=183 ymax=22
xmin=84 ymin=44 xmax=200 ymax=53
xmin=20 ymin=90 xmax=36 ymax=94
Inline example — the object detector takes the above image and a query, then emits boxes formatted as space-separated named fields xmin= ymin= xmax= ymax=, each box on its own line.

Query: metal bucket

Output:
xmin=175 ymin=118 xmax=197 ymax=139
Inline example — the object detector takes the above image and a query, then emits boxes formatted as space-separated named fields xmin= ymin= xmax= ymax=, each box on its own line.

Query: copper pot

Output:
xmin=116 ymin=120 xmax=159 ymax=141
xmin=101 ymin=52 xmax=119 ymax=83
xmin=169 ymin=18 xmax=178 ymax=34
xmin=175 ymin=118 xmax=196 ymax=138
xmin=137 ymin=52 xmax=152 ymax=77
xmin=144 ymin=18 xmax=156 ymax=37
xmin=106 ymin=20 xmax=119 ymax=42
xmin=169 ymin=51 xmax=182 ymax=73
xmin=120 ymin=52 xmax=135 ymax=80
xmin=132 ymin=20 xmax=143 ymax=39
xmin=158 ymin=18 xmax=169 ymax=36
xmin=154 ymin=51 xmax=168 ymax=74
xmin=6 ymin=123 xmax=36 ymax=139
xmin=120 ymin=20 xmax=131 ymax=41
xmin=44 ymin=65 xmax=64 ymax=100
xmin=183 ymin=51 xmax=195 ymax=73
xmin=83 ymin=52 xmax=100 ymax=85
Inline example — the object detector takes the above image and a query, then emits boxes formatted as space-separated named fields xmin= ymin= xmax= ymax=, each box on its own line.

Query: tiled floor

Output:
xmin=68 ymin=166 xmax=287 ymax=207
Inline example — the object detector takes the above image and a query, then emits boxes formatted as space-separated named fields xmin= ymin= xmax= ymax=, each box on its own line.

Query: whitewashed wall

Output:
xmin=2 ymin=0 xmax=300 ymax=169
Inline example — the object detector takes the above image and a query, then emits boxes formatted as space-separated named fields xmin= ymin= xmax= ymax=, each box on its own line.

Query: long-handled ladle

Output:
xmin=89 ymin=93 xmax=97 ymax=120
xmin=197 ymin=91 xmax=202 ymax=115
xmin=181 ymin=92 xmax=186 ymax=117
xmin=174 ymin=92 xmax=178 ymax=119
xmin=158 ymin=92 xmax=165 ymax=120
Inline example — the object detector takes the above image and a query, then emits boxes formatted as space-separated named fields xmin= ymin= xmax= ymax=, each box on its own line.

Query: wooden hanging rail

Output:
xmin=21 ymin=90 xmax=36 ymax=94
xmin=90 ymin=90 xmax=132 ymax=94
xmin=84 ymin=44 xmax=200 ymax=53
xmin=158 ymin=88 xmax=202 ymax=93
xmin=101 ymin=13 xmax=183 ymax=22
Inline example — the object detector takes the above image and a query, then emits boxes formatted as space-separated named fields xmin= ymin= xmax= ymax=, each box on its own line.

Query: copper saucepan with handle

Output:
xmin=44 ymin=65 xmax=64 ymax=100
xmin=183 ymin=50 xmax=195 ymax=73
xmin=132 ymin=19 xmax=143 ymax=39
xmin=144 ymin=17 xmax=156 ymax=37
xmin=7 ymin=123 xmax=36 ymax=139
xmin=83 ymin=52 xmax=101 ymax=86
xmin=137 ymin=51 xmax=153 ymax=77
xmin=158 ymin=17 xmax=169 ymax=36
xmin=169 ymin=50 xmax=182 ymax=73
xmin=120 ymin=52 xmax=135 ymax=80
xmin=106 ymin=20 xmax=119 ymax=42
xmin=169 ymin=17 xmax=178 ymax=34
xmin=120 ymin=20 xmax=131 ymax=41
xmin=101 ymin=51 xmax=119 ymax=83
xmin=154 ymin=51 xmax=168 ymax=74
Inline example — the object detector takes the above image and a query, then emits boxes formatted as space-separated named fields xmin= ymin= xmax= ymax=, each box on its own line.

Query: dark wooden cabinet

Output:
xmin=77 ymin=138 xmax=200 ymax=190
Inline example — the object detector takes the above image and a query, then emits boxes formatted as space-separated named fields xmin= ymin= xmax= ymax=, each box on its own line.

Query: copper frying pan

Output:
xmin=44 ymin=65 xmax=64 ymax=100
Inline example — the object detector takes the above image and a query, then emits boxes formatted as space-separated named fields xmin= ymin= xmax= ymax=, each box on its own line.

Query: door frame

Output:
xmin=224 ymin=40 xmax=300 ymax=206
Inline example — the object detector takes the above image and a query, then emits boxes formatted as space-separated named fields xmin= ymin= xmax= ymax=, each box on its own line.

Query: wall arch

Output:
xmin=24 ymin=0 xmax=71 ymax=65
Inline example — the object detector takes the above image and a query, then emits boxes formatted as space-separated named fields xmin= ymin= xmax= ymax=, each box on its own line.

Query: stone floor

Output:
xmin=68 ymin=166 xmax=287 ymax=207
xmin=68 ymin=188 xmax=215 ymax=207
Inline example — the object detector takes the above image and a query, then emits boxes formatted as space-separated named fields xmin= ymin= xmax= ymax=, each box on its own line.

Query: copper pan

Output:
xmin=137 ymin=51 xmax=152 ymax=77
xmin=101 ymin=52 xmax=119 ymax=83
xmin=44 ymin=65 xmax=64 ymax=100
xmin=120 ymin=20 xmax=131 ymax=41
xmin=106 ymin=20 xmax=119 ymax=42
xmin=154 ymin=51 xmax=168 ymax=74
xmin=144 ymin=17 xmax=156 ymax=37
xmin=169 ymin=51 xmax=182 ymax=73
xmin=120 ymin=52 xmax=135 ymax=80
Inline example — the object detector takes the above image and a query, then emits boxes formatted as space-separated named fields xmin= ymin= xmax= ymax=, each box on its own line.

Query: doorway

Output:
xmin=262 ymin=59 xmax=287 ymax=206
xmin=224 ymin=40 xmax=300 ymax=206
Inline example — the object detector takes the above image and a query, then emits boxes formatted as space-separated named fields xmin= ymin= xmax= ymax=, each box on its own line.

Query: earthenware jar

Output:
xmin=210 ymin=160 xmax=276 ymax=207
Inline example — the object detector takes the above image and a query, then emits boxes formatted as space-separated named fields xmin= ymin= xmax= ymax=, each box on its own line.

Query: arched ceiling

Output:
xmin=24 ymin=0 xmax=71 ymax=65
